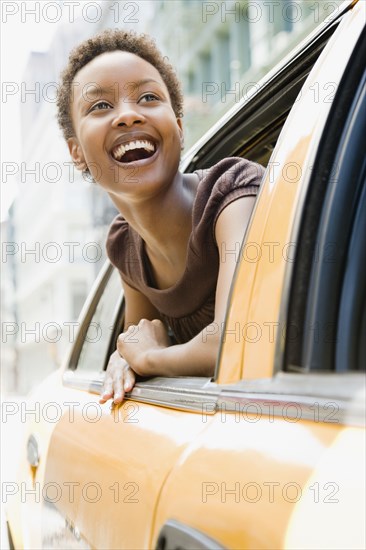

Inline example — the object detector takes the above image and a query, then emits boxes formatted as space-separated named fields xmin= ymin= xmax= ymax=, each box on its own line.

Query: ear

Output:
xmin=176 ymin=118 xmax=184 ymax=150
xmin=67 ymin=137 xmax=88 ymax=171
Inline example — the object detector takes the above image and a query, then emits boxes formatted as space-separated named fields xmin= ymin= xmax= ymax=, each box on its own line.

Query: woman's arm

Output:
xmin=117 ymin=196 xmax=257 ymax=379
xmin=122 ymin=278 xmax=163 ymax=328
xmin=99 ymin=279 xmax=163 ymax=404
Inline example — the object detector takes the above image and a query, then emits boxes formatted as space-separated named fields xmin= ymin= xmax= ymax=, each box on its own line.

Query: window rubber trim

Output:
xmin=284 ymin=26 xmax=366 ymax=372
xmin=335 ymin=161 xmax=366 ymax=371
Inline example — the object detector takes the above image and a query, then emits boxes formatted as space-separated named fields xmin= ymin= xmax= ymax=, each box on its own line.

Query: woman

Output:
xmin=57 ymin=29 xmax=265 ymax=404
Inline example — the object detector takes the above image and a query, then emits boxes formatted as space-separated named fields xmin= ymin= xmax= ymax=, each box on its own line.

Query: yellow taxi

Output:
xmin=5 ymin=0 xmax=365 ymax=548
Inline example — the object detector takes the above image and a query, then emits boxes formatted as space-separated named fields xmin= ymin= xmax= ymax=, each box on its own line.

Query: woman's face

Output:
xmin=68 ymin=50 xmax=183 ymax=199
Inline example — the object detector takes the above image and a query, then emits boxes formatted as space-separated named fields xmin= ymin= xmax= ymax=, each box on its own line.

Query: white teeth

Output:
xmin=112 ymin=139 xmax=156 ymax=161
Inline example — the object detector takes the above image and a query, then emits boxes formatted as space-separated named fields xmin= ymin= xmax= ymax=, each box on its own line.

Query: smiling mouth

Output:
xmin=111 ymin=139 xmax=156 ymax=163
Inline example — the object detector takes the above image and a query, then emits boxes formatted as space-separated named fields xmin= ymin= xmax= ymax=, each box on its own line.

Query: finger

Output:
xmin=99 ymin=373 xmax=114 ymax=404
xmin=99 ymin=394 xmax=112 ymax=405
xmin=121 ymin=324 xmax=137 ymax=335
xmin=151 ymin=319 xmax=167 ymax=334
xmin=117 ymin=330 xmax=130 ymax=350
xmin=99 ymin=391 xmax=114 ymax=404
xmin=116 ymin=341 xmax=124 ymax=358
xmin=123 ymin=367 xmax=136 ymax=393
xmin=112 ymin=369 xmax=125 ymax=404
xmin=151 ymin=319 xmax=170 ymax=344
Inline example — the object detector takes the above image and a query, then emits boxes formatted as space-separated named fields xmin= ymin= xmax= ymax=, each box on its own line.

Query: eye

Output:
xmin=139 ymin=93 xmax=160 ymax=103
xmin=89 ymin=101 xmax=112 ymax=112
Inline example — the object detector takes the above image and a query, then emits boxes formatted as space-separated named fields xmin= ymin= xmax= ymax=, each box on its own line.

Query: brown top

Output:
xmin=106 ymin=157 xmax=265 ymax=343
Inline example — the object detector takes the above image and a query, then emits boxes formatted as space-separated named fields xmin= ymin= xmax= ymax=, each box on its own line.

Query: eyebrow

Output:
xmin=78 ymin=78 xmax=164 ymax=105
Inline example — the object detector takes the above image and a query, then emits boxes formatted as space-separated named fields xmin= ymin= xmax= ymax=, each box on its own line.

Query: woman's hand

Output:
xmin=117 ymin=319 xmax=171 ymax=376
xmin=99 ymin=350 xmax=136 ymax=404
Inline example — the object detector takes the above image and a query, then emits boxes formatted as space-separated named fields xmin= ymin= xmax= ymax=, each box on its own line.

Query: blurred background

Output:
xmin=1 ymin=0 xmax=344 ymax=397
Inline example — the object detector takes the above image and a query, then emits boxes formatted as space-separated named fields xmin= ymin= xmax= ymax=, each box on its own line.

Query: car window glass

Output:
xmin=76 ymin=268 xmax=122 ymax=372
xmin=284 ymin=29 xmax=365 ymax=373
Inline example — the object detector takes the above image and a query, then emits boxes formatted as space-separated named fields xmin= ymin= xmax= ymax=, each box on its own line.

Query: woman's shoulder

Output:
xmin=194 ymin=156 xmax=265 ymax=193
xmin=105 ymin=214 xmax=138 ymax=270
xmin=106 ymin=212 xmax=127 ymax=245
xmin=192 ymin=157 xmax=265 ymax=227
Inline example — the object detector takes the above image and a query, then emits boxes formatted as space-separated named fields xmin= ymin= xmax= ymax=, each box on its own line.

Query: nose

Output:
xmin=111 ymin=101 xmax=145 ymax=128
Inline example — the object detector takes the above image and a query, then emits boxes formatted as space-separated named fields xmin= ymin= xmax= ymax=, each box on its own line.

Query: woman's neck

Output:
xmin=108 ymin=171 xmax=199 ymax=264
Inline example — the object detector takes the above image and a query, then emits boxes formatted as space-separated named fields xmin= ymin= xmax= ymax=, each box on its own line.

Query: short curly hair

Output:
xmin=57 ymin=29 xmax=184 ymax=141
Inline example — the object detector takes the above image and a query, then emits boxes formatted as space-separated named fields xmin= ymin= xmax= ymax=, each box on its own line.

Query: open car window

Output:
xmin=63 ymin=7 xmax=363 ymax=407
xmin=76 ymin=267 xmax=122 ymax=373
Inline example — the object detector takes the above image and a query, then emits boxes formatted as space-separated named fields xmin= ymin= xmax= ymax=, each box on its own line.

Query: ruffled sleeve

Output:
xmin=193 ymin=157 xmax=265 ymax=242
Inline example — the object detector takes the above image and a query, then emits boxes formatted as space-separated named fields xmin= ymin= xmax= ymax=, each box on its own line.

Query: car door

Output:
xmin=19 ymin=264 xmax=215 ymax=550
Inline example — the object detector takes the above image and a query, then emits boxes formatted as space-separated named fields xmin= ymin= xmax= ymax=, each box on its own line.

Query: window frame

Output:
xmin=284 ymin=26 xmax=366 ymax=373
xmin=62 ymin=4 xmax=365 ymax=423
xmin=63 ymin=262 xmax=120 ymax=372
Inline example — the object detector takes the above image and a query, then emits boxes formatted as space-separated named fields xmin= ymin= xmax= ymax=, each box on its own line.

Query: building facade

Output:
xmin=148 ymin=0 xmax=343 ymax=146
